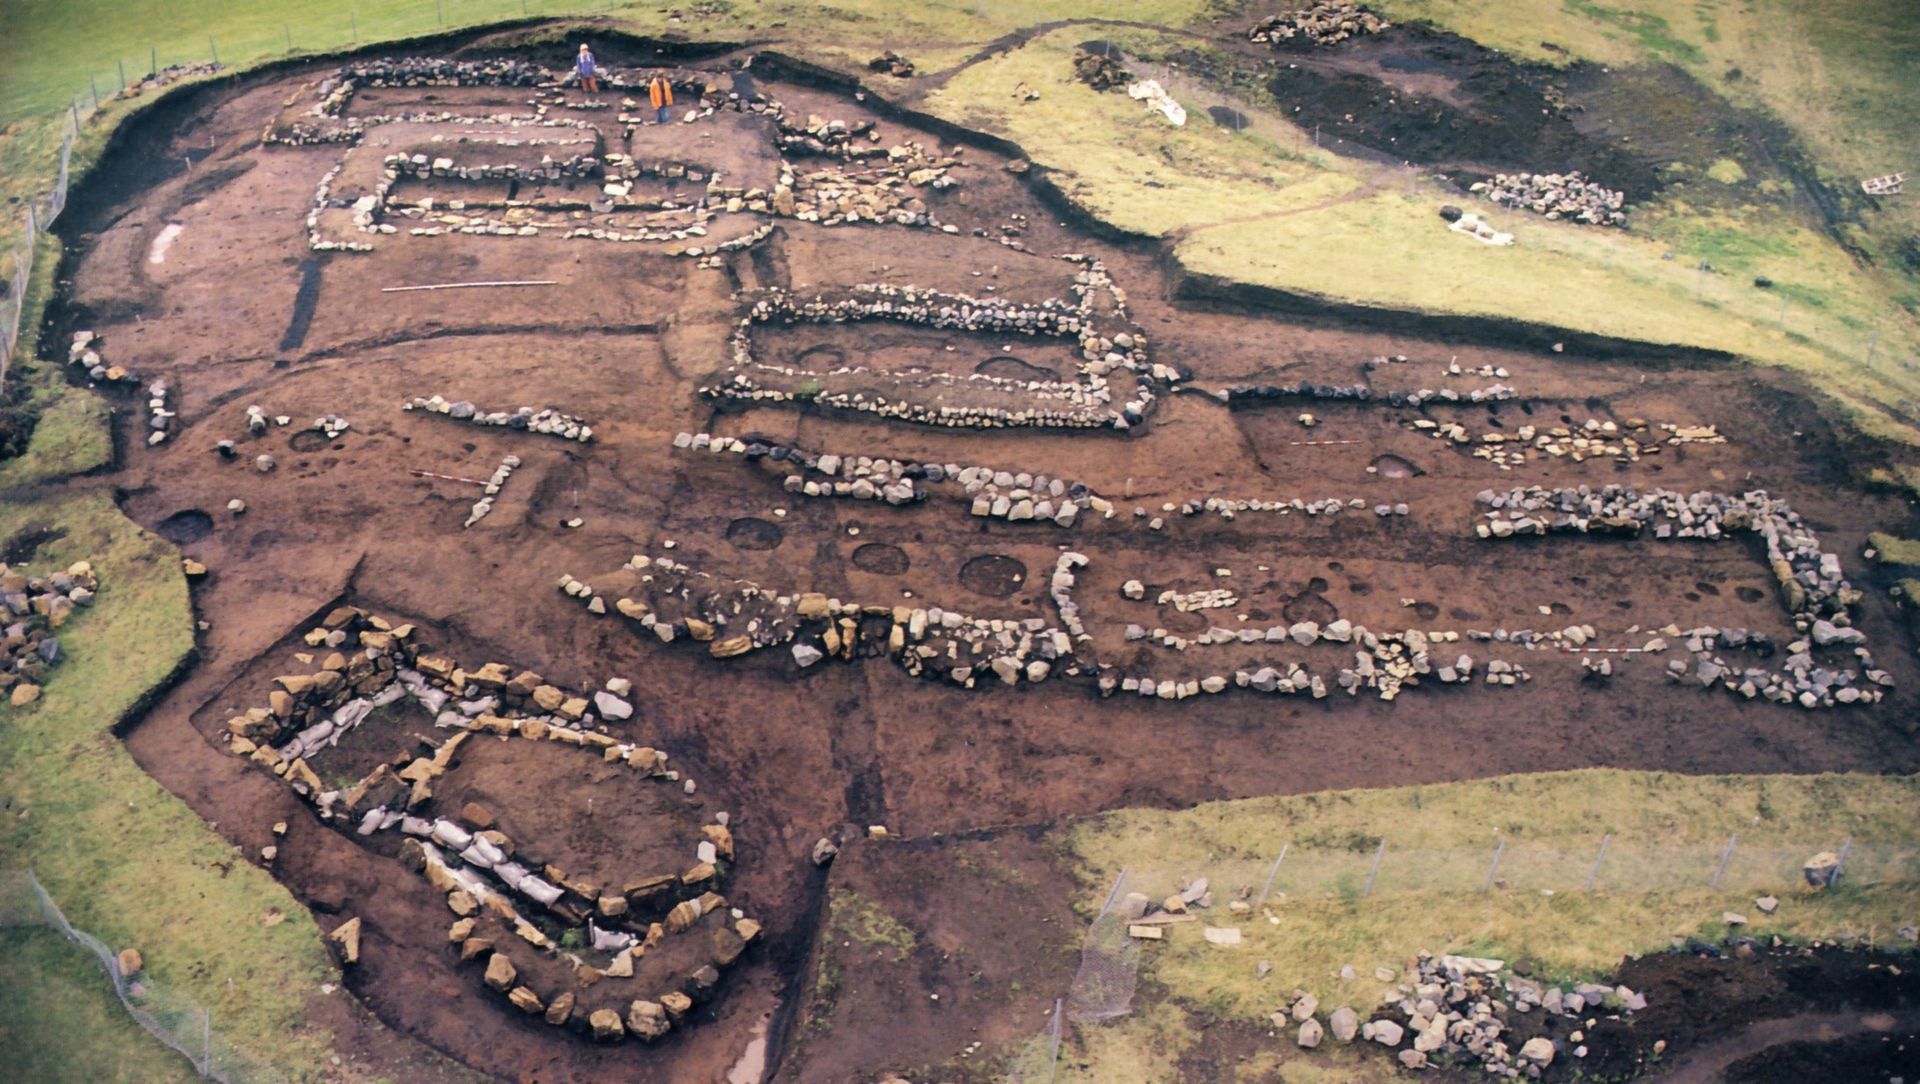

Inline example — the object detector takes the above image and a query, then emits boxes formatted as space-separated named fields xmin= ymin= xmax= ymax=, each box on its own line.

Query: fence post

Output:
xmin=1834 ymin=835 xmax=1854 ymax=882
xmin=1482 ymin=837 xmax=1506 ymax=892
xmin=436 ymin=0 xmax=445 ymax=24
xmin=118 ymin=59 xmax=127 ymax=91
xmin=151 ymin=45 xmax=157 ymax=77
xmin=286 ymin=24 xmax=294 ymax=52
xmin=1585 ymin=834 xmax=1610 ymax=891
xmin=202 ymin=1007 xmax=211 ymax=1075
xmin=1255 ymin=844 xmax=1289 ymax=907
xmin=351 ymin=11 xmax=359 ymax=43
xmin=1710 ymin=833 xmax=1737 ymax=889
xmin=1362 ymin=839 xmax=1386 ymax=898
xmin=1045 ymin=997 xmax=1063 ymax=1083
xmin=71 ymin=96 xmax=81 ymax=132
xmin=90 ymin=74 xmax=100 ymax=109
xmin=209 ymin=36 xmax=219 ymax=65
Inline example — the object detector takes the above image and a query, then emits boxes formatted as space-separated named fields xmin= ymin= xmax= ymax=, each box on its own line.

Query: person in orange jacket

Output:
xmin=648 ymin=73 xmax=674 ymax=124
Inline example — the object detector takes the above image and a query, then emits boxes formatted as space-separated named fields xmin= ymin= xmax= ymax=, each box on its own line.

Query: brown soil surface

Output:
xmin=23 ymin=25 xmax=1920 ymax=1084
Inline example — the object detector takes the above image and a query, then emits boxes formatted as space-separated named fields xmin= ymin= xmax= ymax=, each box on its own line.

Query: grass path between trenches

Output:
xmin=0 ymin=488 xmax=337 ymax=1080
xmin=1050 ymin=768 xmax=1920 ymax=1080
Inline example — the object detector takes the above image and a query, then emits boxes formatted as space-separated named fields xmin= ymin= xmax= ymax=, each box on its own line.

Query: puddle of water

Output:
xmin=725 ymin=1017 xmax=770 ymax=1084
xmin=148 ymin=222 xmax=185 ymax=265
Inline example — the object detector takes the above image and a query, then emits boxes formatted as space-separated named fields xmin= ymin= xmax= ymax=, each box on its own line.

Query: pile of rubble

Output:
xmin=222 ymin=605 xmax=759 ymax=1044
xmin=672 ymin=431 xmax=1119 ymax=529
xmin=1249 ymin=3 xmax=1391 ymax=47
xmin=1073 ymin=50 xmax=1133 ymax=91
xmin=564 ymin=554 xmax=1083 ymax=690
xmin=67 ymin=330 xmax=134 ymax=384
xmin=1473 ymin=172 xmax=1626 ymax=227
xmin=1341 ymin=952 xmax=1641 ymax=1076
xmin=1408 ymin=416 xmax=1721 ymax=470
xmin=0 ymin=560 xmax=97 ymax=708
xmin=1220 ymin=378 xmax=1517 ymax=409
xmin=866 ymin=51 xmax=915 ymax=78
xmin=405 ymin=395 xmax=593 ymax=442
xmin=705 ymin=271 xmax=1166 ymax=432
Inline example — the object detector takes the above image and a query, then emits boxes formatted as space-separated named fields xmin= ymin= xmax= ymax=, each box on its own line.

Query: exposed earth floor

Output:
xmin=15 ymin=26 xmax=1920 ymax=1084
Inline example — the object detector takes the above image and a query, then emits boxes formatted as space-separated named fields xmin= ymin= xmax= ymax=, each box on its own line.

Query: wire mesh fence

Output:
xmin=1048 ymin=831 xmax=1916 ymax=1046
xmin=0 ymin=122 xmax=73 ymax=383
xmin=0 ymin=869 xmax=272 ymax=1083
xmin=1089 ymin=835 xmax=1912 ymax=910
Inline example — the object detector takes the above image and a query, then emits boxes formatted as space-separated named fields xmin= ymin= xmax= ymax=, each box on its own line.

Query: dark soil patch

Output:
xmin=1575 ymin=945 xmax=1920 ymax=1080
xmin=278 ymin=257 xmax=323 ymax=353
xmin=1158 ymin=606 xmax=1209 ymax=634
xmin=1722 ymin=1018 xmax=1920 ymax=1083
xmin=850 ymin=541 xmax=909 ymax=575
xmin=958 ymin=553 xmax=1026 ymax=598
xmin=2 ymin=523 xmax=67 ymax=565
xmin=1206 ymin=105 xmax=1250 ymax=131
xmin=1281 ymin=589 xmax=1338 ymax=625
xmin=793 ymin=343 xmax=847 ymax=368
xmin=155 ymin=509 xmax=213 ymax=544
xmin=1263 ymin=25 xmax=1661 ymax=197
xmin=974 ymin=355 xmax=1057 ymax=381
xmin=727 ymin=516 xmax=786 ymax=551
xmin=288 ymin=429 xmax=331 ymax=453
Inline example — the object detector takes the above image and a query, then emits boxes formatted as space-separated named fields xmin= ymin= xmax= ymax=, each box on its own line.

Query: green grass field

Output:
xmin=0 ymin=925 xmax=201 ymax=1084
xmin=0 ymin=490 xmax=338 ymax=1080
xmin=1046 ymin=769 xmax=1920 ymax=1081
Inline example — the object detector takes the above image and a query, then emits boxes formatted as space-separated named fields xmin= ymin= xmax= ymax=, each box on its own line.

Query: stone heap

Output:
xmin=1073 ymin=50 xmax=1133 ymax=91
xmin=406 ymin=395 xmax=593 ymax=442
xmin=1344 ymin=952 xmax=1641 ymax=1076
xmin=309 ymin=415 xmax=352 ymax=440
xmin=866 ymin=51 xmax=916 ymax=78
xmin=1165 ymin=496 xmax=1399 ymax=523
xmin=1410 ymin=416 xmax=1720 ymax=470
xmin=561 ymin=555 xmax=1083 ymax=691
xmin=1249 ymin=3 xmax=1391 ymax=47
xmin=1473 ymin=172 xmax=1626 ymax=227
xmin=464 ymin=455 xmax=522 ymax=528
xmin=0 ymin=560 xmax=97 ymax=708
xmin=67 ymin=330 xmax=133 ymax=384
xmin=671 ymin=431 xmax=1119 ymax=528
xmin=1107 ymin=618 xmax=1520 ymax=702
xmin=146 ymin=381 xmax=173 ymax=446
xmin=222 ymin=604 xmax=759 ymax=1044
xmin=1221 ymin=379 xmax=1517 ymax=408
xmin=1477 ymin=485 xmax=1890 ymax=708
xmin=705 ymin=273 xmax=1163 ymax=431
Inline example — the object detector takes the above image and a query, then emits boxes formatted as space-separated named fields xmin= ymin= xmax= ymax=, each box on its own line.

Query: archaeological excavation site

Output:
xmin=4 ymin=6 xmax=1920 ymax=1083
